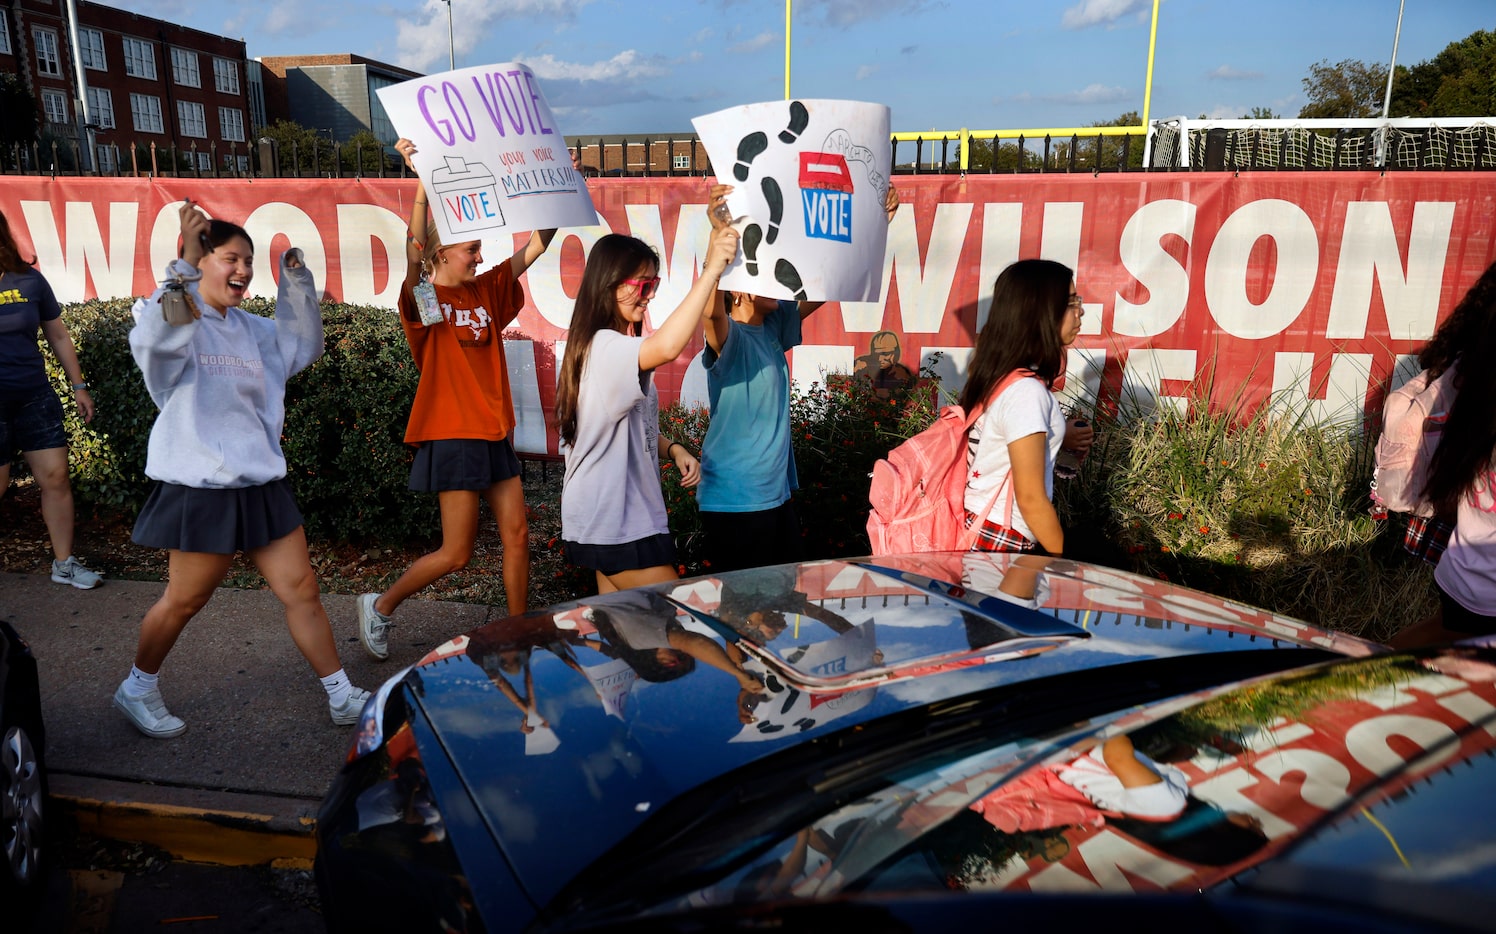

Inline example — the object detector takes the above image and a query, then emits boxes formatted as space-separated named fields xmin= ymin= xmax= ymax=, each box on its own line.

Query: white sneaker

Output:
xmin=330 ymin=686 xmax=372 ymax=726
xmin=357 ymin=593 xmax=392 ymax=661
xmin=52 ymin=555 xmax=102 ymax=589
xmin=113 ymin=682 xmax=186 ymax=738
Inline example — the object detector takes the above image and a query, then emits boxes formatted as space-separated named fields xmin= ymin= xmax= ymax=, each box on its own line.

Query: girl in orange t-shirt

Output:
xmin=357 ymin=139 xmax=559 ymax=662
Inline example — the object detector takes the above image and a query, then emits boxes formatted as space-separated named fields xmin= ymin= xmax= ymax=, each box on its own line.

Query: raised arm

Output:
xmin=639 ymin=224 xmax=739 ymax=373
xmin=395 ymin=139 xmax=428 ymax=291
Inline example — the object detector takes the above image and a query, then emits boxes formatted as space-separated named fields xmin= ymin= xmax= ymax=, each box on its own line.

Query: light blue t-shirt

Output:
xmin=698 ymin=300 xmax=801 ymax=513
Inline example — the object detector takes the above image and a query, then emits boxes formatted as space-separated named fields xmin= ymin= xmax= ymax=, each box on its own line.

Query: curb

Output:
xmin=48 ymin=773 xmax=320 ymax=869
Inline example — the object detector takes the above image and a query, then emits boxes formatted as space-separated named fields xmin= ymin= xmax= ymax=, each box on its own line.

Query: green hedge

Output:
xmin=43 ymin=298 xmax=436 ymax=543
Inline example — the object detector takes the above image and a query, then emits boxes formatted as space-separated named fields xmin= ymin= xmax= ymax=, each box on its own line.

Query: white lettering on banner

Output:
xmin=1437 ymin=691 xmax=1496 ymax=738
xmin=793 ymin=345 xmax=856 ymax=391
xmin=527 ymin=218 xmax=609 ymax=330
xmin=242 ymin=203 xmax=326 ymax=299
xmin=336 ymin=204 xmax=406 ymax=307
xmin=840 ymin=203 xmax=970 ymax=334
xmin=1241 ymin=720 xmax=1314 ymax=754
xmin=1361 ymin=672 xmax=1467 ymax=708
xmin=1078 ymin=567 xmax=1149 ymax=613
xmin=1206 ymin=199 xmax=1318 ymax=340
xmin=1193 ymin=768 xmax=1297 ymax=839
xmin=1121 ymin=348 xmax=1196 ymax=417
xmin=1268 ymin=352 xmax=1373 ymax=425
xmin=1251 ymin=749 xmax=1352 ymax=810
xmin=977 ymin=203 xmax=1023 ymax=331
xmin=20 ymin=200 xmax=138 ymax=303
xmin=1057 ymin=346 xmax=1105 ymax=410
xmin=622 ymin=202 xmax=712 ymax=328
xmin=1040 ymin=201 xmax=1084 ymax=289
xmin=505 ymin=339 xmax=547 ymax=454
xmin=1113 ymin=199 xmax=1195 ymax=337
xmin=1344 ymin=714 xmax=1459 ymax=775
xmin=921 ymin=346 xmax=974 ymax=400
xmin=149 ymin=202 xmax=183 ymax=276
xmin=1030 ymin=832 xmax=1194 ymax=892
xmin=1326 ymin=201 xmax=1455 ymax=341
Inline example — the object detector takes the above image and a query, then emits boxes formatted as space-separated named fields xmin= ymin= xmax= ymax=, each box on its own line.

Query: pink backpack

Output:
xmin=1371 ymin=366 xmax=1456 ymax=517
xmin=867 ymin=370 xmax=1029 ymax=555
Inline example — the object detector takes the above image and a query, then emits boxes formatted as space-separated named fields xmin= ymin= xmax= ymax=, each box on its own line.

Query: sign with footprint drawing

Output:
xmin=377 ymin=63 xmax=598 ymax=245
xmin=694 ymin=100 xmax=892 ymax=303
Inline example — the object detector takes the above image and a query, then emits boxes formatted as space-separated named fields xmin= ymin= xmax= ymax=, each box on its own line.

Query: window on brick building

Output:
xmin=34 ymin=28 xmax=62 ymax=77
xmin=123 ymin=37 xmax=157 ymax=79
xmin=130 ymin=93 xmax=164 ymax=134
xmin=171 ymin=48 xmax=200 ymax=87
xmin=214 ymin=58 xmax=240 ymax=95
xmin=80 ymin=28 xmax=106 ymax=70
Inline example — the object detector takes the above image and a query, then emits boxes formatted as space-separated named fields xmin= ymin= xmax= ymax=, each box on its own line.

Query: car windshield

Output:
xmin=645 ymin=648 xmax=1496 ymax=917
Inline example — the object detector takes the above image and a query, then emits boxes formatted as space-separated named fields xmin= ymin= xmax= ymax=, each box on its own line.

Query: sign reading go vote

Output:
xmin=376 ymin=63 xmax=597 ymax=243
xmin=694 ymin=99 xmax=892 ymax=303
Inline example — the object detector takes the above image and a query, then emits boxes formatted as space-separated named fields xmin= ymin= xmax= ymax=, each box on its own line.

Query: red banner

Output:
xmin=5 ymin=173 xmax=1494 ymax=456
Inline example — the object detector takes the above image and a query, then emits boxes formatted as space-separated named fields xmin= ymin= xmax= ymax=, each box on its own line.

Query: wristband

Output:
xmin=72 ymin=382 xmax=88 ymax=390
xmin=666 ymin=441 xmax=682 ymax=459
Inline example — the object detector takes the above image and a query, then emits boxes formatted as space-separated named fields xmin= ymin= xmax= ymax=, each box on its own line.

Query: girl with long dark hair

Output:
xmin=1393 ymin=261 xmax=1496 ymax=645
xmin=958 ymin=259 xmax=1091 ymax=555
xmin=0 ymin=209 xmax=100 ymax=588
xmin=556 ymin=207 xmax=737 ymax=594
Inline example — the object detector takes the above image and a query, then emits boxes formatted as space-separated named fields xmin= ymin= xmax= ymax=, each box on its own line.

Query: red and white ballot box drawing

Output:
xmin=431 ymin=156 xmax=505 ymax=234
xmin=799 ymin=152 xmax=854 ymax=244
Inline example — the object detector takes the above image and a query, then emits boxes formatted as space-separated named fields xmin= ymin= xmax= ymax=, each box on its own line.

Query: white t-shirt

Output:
xmin=1434 ymin=470 xmax=1496 ymax=615
xmin=561 ymin=330 xmax=669 ymax=545
xmin=1055 ymin=746 xmax=1190 ymax=819
xmin=963 ymin=377 xmax=1066 ymax=540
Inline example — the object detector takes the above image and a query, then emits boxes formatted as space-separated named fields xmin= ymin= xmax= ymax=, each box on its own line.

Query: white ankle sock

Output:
xmin=123 ymin=665 xmax=159 ymax=699
xmin=321 ymin=669 xmax=352 ymax=706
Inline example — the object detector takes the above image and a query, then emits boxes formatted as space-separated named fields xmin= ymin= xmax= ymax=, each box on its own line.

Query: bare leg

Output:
xmin=249 ymin=526 xmax=340 ymax=678
xmin=600 ymin=564 xmax=679 ymax=594
xmin=24 ymin=447 xmax=75 ymax=561
xmin=481 ymin=476 xmax=529 ymax=616
xmin=135 ymin=550 xmax=235 ymax=673
xmin=375 ymin=490 xmax=480 ymax=616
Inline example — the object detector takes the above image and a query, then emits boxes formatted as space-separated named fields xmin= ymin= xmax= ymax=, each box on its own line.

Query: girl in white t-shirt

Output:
xmin=960 ymin=259 xmax=1092 ymax=555
xmin=556 ymin=215 xmax=738 ymax=594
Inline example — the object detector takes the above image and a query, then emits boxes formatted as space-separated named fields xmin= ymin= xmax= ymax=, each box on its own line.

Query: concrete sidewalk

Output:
xmin=1 ymin=570 xmax=500 ymax=866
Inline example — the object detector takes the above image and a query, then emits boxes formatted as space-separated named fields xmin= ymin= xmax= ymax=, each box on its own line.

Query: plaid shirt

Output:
xmin=1404 ymin=515 xmax=1454 ymax=566
xmin=965 ymin=510 xmax=1037 ymax=553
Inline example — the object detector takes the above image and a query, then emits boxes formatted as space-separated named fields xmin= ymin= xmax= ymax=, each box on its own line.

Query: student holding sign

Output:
xmin=357 ymin=139 xmax=557 ymax=662
xmin=696 ymin=184 xmax=899 ymax=572
xmin=556 ymin=195 xmax=739 ymax=595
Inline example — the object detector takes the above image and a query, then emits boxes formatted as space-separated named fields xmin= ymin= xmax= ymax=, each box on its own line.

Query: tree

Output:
xmin=1388 ymin=29 xmax=1496 ymax=117
xmin=1088 ymin=111 xmax=1145 ymax=169
xmin=255 ymin=119 xmax=336 ymax=176
xmin=1298 ymin=59 xmax=1388 ymax=118
xmin=0 ymin=74 xmax=39 ymax=167
xmin=340 ymin=129 xmax=395 ymax=176
xmin=1241 ymin=106 xmax=1278 ymax=120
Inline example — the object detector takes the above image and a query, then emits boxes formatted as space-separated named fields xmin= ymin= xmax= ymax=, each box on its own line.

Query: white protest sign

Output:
xmin=375 ymin=63 xmax=596 ymax=243
xmin=693 ymin=99 xmax=891 ymax=302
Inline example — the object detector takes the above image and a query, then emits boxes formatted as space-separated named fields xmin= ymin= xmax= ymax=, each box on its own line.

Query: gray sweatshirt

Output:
xmin=129 ymin=253 xmax=322 ymax=489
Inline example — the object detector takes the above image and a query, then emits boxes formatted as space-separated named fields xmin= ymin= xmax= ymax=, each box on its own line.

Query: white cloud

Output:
xmin=856 ymin=64 xmax=879 ymax=80
xmin=1041 ymin=83 xmax=1132 ymax=105
xmin=729 ymin=31 xmax=779 ymax=54
xmin=1061 ymin=0 xmax=1151 ymax=30
xmin=1209 ymin=65 xmax=1263 ymax=81
xmin=393 ymin=0 xmax=593 ymax=74
xmin=518 ymin=49 xmax=668 ymax=82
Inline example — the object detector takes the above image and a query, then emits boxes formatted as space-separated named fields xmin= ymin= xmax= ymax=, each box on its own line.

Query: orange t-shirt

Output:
xmin=398 ymin=263 xmax=524 ymax=444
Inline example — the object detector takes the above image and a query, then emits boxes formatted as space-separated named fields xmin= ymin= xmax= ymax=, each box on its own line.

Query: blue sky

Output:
xmin=133 ymin=0 xmax=1492 ymax=135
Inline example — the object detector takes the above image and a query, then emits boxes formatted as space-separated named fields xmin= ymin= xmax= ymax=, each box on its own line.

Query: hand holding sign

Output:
xmin=376 ymin=63 xmax=597 ymax=245
xmin=694 ymin=99 xmax=893 ymax=303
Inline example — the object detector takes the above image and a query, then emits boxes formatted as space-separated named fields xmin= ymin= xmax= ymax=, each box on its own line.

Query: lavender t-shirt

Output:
xmin=561 ymin=330 xmax=668 ymax=546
